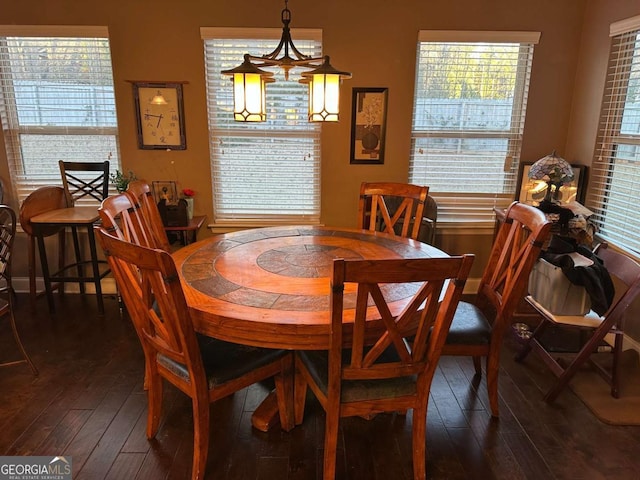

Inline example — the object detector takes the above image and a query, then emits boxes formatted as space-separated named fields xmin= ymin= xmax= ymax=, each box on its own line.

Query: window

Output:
xmin=587 ymin=16 xmax=640 ymax=255
xmin=0 ymin=26 xmax=120 ymax=204
xmin=201 ymin=27 xmax=322 ymax=226
xmin=410 ymin=31 xmax=539 ymax=225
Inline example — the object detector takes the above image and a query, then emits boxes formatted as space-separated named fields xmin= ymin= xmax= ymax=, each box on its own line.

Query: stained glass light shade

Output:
xmin=528 ymin=151 xmax=574 ymax=202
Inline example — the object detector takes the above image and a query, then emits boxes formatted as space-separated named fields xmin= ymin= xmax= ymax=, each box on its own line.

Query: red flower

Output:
xmin=182 ymin=188 xmax=195 ymax=197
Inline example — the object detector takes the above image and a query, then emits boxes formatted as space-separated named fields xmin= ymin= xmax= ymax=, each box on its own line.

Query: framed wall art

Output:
xmin=350 ymin=88 xmax=388 ymax=165
xmin=132 ymin=81 xmax=187 ymax=150
xmin=515 ymin=162 xmax=587 ymax=205
xmin=152 ymin=180 xmax=178 ymax=204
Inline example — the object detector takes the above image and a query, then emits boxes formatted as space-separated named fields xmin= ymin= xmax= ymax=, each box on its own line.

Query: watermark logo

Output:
xmin=0 ymin=456 xmax=72 ymax=480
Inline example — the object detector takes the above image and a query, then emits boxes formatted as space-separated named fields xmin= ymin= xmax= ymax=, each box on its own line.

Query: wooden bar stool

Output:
xmin=30 ymin=206 xmax=108 ymax=314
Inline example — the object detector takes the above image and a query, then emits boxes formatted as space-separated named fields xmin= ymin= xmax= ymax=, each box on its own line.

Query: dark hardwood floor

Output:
xmin=2 ymin=293 xmax=640 ymax=479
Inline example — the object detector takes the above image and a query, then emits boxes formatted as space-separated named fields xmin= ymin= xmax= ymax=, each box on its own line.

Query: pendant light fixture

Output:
xmin=221 ymin=0 xmax=351 ymax=122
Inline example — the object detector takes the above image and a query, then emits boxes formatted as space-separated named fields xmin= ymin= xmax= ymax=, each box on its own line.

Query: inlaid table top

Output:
xmin=172 ymin=225 xmax=447 ymax=350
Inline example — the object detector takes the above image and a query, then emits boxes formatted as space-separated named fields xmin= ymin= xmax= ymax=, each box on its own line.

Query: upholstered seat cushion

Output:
xmin=297 ymin=348 xmax=417 ymax=403
xmin=445 ymin=301 xmax=492 ymax=345
xmin=158 ymin=334 xmax=287 ymax=389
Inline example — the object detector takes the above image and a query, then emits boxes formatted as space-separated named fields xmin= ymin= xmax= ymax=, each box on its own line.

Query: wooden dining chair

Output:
xmin=294 ymin=254 xmax=474 ymax=480
xmin=57 ymin=160 xmax=111 ymax=306
xmin=96 ymin=226 xmax=294 ymax=480
xmin=422 ymin=194 xmax=438 ymax=244
xmin=99 ymin=192 xmax=170 ymax=387
xmin=516 ymin=243 xmax=640 ymax=402
xmin=99 ymin=192 xmax=165 ymax=251
xmin=441 ymin=201 xmax=552 ymax=417
xmin=125 ymin=180 xmax=171 ymax=251
xmin=0 ymin=205 xmax=38 ymax=374
xmin=357 ymin=182 xmax=429 ymax=240
xmin=19 ymin=186 xmax=68 ymax=309
xmin=59 ymin=160 xmax=110 ymax=206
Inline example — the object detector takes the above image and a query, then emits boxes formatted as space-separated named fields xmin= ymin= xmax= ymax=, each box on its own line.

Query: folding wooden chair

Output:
xmin=516 ymin=243 xmax=640 ymax=401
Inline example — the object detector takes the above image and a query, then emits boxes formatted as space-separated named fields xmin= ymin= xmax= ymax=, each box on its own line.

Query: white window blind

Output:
xmin=0 ymin=26 xmax=120 ymax=204
xmin=410 ymin=31 xmax=539 ymax=225
xmin=201 ymin=27 xmax=322 ymax=225
xmin=587 ymin=16 xmax=640 ymax=254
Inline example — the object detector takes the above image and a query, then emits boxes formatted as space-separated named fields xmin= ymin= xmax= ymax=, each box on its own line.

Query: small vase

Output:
xmin=184 ymin=197 xmax=194 ymax=220
xmin=361 ymin=131 xmax=379 ymax=150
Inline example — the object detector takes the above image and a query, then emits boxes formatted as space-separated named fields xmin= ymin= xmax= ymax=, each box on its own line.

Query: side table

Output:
xmin=164 ymin=215 xmax=206 ymax=246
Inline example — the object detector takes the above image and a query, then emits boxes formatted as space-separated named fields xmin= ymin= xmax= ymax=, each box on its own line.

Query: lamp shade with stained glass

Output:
xmin=528 ymin=151 xmax=574 ymax=203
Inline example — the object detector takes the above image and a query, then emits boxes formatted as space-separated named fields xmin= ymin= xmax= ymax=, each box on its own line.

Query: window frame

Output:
xmin=410 ymin=30 xmax=540 ymax=228
xmin=0 ymin=25 xmax=120 ymax=204
xmin=201 ymin=27 xmax=323 ymax=227
xmin=586 ymin=15 xmax=640 ymax=255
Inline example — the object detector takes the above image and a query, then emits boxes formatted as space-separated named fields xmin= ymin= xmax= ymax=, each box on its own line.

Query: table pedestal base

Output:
xmin=251 ymin=391 xmax=281 ymax=432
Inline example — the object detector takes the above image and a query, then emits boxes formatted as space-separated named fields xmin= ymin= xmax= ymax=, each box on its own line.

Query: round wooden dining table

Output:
xmin=172 ymin=225 xmax=448 ymax=350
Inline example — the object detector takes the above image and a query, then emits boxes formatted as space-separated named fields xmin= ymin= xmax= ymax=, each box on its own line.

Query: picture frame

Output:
xmin=515 ymin=162 xmax=587 ymax=205
xmin=350 ymin=88 xmax=388 ymax=164
xmin=132 ymin=81 xmax=187 ymax=150
xmin=152 ymin=180 xmax=178 ymax=204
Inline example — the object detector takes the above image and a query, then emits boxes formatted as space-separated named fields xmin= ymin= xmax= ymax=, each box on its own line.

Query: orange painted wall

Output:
xmin=0 ymin=0 xmax=638 ymax=282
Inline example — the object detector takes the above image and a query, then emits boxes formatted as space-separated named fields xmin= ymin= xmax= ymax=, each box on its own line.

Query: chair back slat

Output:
xmin=357 ymin=182 xmax=428 ymax=240
xmin=333 ymin=255 xmax=474 ymax=382
xmin=59 ymin=160 xmax=110 ymax=206
xmin=126 ymin=180 xmax=171 ymax=252
xmin=99 ymin=193 xmax=160 ymax=249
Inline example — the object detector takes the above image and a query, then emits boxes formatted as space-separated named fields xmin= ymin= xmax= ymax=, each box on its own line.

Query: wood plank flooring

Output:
xmin=1 ymin=293 xmax=640 ymax=479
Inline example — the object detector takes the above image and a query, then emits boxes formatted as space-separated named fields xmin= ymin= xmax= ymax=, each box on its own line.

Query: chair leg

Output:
xmin=27 ymin=235 xmax=37 ymax=310
xmin=322 ymin=397 xmax=340 ymax=480
xmin=515 ymin=319 xmax=551 ymax=362
xmin=472 ymin=356 xmax=482 ymax=375
xmin=486 ymin=344 xmax=501 ymax=417
xmin=58 ymin=230 xmax=66 ymax=295
xmin=611 ymin=332 xmax=623 ymax=398
xmin=145 ymin=369 xmax=163 ymax=439
xmin=486 ymin=357 xmax=500 ymax=417
xmin=191 ymin=396 xmax=210 ymax=480
xmin=544 ymin=329 xmax=607 ymax=403
xmin=6 ymin=298 xmax=38 ymax=375
xmin=70 ymin=226 xmax=85 ymax=295
xmin=412 ymin=406 xmax=427 ymax=480
xmin=544 ymin=313 xmax=623 ymax=403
